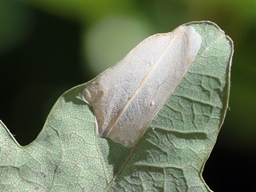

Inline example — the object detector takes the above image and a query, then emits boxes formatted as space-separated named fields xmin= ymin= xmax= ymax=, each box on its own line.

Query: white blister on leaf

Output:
xmin=83 ymin=24 xmax=202 ymax=147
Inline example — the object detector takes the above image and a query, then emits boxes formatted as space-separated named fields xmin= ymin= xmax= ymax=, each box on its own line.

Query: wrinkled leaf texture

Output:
xmin=0 ymin=21 xmax=233 ymax=192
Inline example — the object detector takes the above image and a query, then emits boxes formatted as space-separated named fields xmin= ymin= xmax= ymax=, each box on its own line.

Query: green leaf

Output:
xmin=0 ymin=21 xmax=233 ymax=191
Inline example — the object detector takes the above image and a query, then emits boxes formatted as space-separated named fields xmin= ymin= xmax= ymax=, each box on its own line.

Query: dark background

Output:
xmin=1 ymin=1 xmax=255 ymax=191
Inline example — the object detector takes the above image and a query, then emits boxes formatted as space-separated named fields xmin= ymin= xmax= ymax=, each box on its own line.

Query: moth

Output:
xmin=83 ymin=24 xmax=202 ymax=147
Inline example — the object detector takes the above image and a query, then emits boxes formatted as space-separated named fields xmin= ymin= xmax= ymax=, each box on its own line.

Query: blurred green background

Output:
xmin=0 ymin=0 xmax=255 ymax=191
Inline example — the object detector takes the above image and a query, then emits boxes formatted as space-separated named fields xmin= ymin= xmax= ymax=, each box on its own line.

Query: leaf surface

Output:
xmin=0 ymin=21 xmax=233 ymax=192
